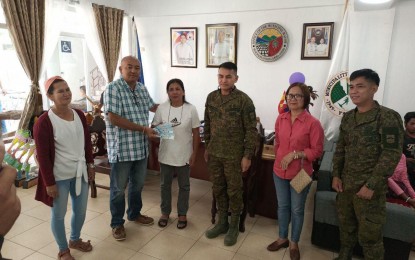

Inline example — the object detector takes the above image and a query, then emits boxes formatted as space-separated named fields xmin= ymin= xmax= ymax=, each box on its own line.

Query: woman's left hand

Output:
xmin=280 ymin=152 xmax=295 ymax=170
xmin=87 ymin=167 xmax=95 ymax=182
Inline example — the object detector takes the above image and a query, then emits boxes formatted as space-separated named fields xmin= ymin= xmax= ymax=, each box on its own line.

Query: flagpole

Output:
xmin=344 ymin=0 xmax=349 ymax=15
xmin=132 ymin=16 xmax=145 ymax=85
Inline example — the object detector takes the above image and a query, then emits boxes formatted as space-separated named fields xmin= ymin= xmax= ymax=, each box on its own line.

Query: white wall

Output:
xmin=383 ymin=0 xmax=415 ymax=117
xmin=93 ymin=0 xmax=130 ymax=11
xmin=127 ymin=0 xmax=415 ymax=130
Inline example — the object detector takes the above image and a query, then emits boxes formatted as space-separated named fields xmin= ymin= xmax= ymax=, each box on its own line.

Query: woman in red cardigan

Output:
xmin=33 ymin=76 xmax=95 ymax=260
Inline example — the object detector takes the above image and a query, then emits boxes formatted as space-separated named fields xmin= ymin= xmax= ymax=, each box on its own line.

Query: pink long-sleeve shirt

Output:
xmin=389 ymin=154 xmax=415 ymax=198
xmin=273 ymin=110 xmax=324 ymax=180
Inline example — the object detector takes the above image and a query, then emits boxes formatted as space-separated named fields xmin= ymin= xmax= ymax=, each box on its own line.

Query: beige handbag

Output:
xmin=290 ymin=158 xmax=312 ymax=193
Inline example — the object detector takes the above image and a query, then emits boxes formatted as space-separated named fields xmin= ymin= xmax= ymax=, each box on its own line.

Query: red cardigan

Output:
xmin=33 ymin=109 xmax=94 ymax=207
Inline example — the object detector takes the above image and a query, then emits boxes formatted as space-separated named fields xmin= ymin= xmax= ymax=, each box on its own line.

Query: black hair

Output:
xmin=350 ymin=69 xmax=380 ymax=86
xmin=79 ymin=85 xmax=86 ymax=92
xmin=166 ymin=78 xmax=188 ymax=103
xmin=218 ymin=62 xmax=237 ymax=73
xmin=404 ymin=112 xmax=415 ymax=125
xmin=47 ymin=79 xmax=65 ymax=94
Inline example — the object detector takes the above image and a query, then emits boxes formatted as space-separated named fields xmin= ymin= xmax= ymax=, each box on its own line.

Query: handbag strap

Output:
xmin=300 ymin=157 xmax=304 ymax=168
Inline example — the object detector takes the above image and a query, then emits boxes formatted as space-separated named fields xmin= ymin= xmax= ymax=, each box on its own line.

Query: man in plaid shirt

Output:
xmin=104 ymin=56 xmax=158 ymax=241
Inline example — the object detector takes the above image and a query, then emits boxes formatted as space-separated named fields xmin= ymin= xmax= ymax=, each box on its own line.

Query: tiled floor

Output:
xmin=3 ymin=172 xmax=415 ymax=260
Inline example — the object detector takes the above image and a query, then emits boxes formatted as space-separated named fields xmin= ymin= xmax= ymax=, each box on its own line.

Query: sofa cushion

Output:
xmin=315 ymin=191 xmax=338 ymax=226
xmin=385 ymin=202 xmax=415 ymax=242
xmin=314 ymin=191 xmax=415 ymax=243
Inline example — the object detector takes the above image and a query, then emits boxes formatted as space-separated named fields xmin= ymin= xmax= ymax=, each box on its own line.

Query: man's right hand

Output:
xmin=332 ymin=176 xmax=343 ymax=193
xmin=0 ymin=165 xmax=21 ymax=236
xmin=144 ymin=127 xmax=158 ymax=139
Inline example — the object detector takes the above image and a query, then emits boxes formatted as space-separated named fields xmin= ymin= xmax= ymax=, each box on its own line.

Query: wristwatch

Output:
xmin=87 ymin=163 xmax=95 ymax=169
xmin=365 ymin=182 xmax=374 ymax=190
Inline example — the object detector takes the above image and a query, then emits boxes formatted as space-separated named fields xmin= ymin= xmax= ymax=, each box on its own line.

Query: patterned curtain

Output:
xmin=92 ymin=3 xmax=124 ymax=83
xmin=1 ymin=0 xmax=45 ymax=130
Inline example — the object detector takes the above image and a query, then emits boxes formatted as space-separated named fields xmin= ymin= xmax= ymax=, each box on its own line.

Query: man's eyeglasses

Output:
xmin=286 ymin=94 xmax=304 ymax=100
xmin=130 ymin=89 xmax=139 ymax=105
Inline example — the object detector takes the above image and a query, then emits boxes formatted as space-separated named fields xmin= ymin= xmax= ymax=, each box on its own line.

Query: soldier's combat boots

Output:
xmin=334 ymin=247 xmax=353 ymax=260
xmin=205 ymin=214 xmax=229 ymax=239
xmin=224 ymin=215 xmax=240 ymax=246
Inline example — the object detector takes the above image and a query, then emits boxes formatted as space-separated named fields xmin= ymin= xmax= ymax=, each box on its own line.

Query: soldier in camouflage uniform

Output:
xmin=332 ymin=69 xmax=404 ymax=260
xmin=204 ymin=62 xmax=257 ymax=246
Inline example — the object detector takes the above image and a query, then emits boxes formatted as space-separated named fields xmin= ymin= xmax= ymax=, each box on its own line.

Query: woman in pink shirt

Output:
xmin=267 ymin=83 xmax=324 ymax=260
xmin=388 ymin=154 xmax=415 ymax=207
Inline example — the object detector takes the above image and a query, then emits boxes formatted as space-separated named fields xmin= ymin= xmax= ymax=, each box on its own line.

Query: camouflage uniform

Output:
xmin=204 ymin=88 xmax=257 ymax=215
xmin=333 ymin=101 xmax=404 ymax=260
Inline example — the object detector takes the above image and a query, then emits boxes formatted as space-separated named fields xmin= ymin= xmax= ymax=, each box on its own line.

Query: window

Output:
xmin=45 ymin=4 xmax=130 ymax=112
xmin=0 ymin=6 xmax=31 ymax=133
xmin=0 ymin=3 xmax=130 ymax=133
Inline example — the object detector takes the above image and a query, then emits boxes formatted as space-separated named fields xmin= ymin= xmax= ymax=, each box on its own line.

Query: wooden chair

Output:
xmin=87 ymin=115 xmax=110 ymax=198
xmin=90 ymin=156 xmax=110 ymax=198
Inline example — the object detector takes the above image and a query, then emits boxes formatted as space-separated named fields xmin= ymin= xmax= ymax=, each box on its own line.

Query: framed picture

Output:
xmin=206 ymin=23 xmax=238 ymax=67
xmin=301 ymin=22 xmax=334 ymax=60
xmin=171 ymin=27 xmax=197 ymax=68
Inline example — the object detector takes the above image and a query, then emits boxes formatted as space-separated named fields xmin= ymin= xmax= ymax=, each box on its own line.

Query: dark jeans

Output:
xmin=109 ymin=158 xmax=148 ymax=228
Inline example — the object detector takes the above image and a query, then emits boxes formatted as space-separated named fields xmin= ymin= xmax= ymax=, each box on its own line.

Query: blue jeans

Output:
xmin=160 ymin=163 xmax=190 ymax=216
xmin=110 ymin=158 xmax=148 ymax=228
xmin=273 ymin=173 xmax=310 ymax=243
xmin=51 ymin=177 xmax=89 ymax=251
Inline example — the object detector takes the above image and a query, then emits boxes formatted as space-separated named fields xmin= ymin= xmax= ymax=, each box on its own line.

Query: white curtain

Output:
xmin=41 ymin=0 xmax=65 ymax=77
xmin=130 ymin=17 xmax=138 ymax=59
xmin=77 ymin=0 xmax=108 ymax=83
xmin=349 ymin=8 xmax=395 ymax=103
xmin=39 ymin=0 xmax=65 ymax=111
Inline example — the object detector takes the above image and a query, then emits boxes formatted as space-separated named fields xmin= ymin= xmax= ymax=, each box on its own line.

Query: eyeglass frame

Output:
xmin=286 ymin=93 xmax=304 ymax=100
xmin=129 ymin=88 xmax=140 ymax=105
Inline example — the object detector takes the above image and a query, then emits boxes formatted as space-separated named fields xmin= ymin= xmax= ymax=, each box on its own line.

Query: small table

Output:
xmin=254 ymin=157 xmax=278 ymax=219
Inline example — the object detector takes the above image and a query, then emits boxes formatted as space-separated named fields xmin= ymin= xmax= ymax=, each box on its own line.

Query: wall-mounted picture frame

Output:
xmin=206 ymin=23 xmax=237 ymax=67
xmin=171 ymin=27 xmax=197 ymax=68
xmin=301 ymin=22 xmax=334 ymax=60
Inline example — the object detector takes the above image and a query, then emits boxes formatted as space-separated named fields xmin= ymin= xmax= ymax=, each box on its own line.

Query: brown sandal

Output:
xmin=57 ymin=248 xmax=74 ymax=260
xmin=69 ymin=238 xmax=93 ymax=252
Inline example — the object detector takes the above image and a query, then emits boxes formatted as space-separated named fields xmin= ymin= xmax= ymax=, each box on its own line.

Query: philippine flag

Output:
xmin=278 ymin=91 xmax=289 ymax=114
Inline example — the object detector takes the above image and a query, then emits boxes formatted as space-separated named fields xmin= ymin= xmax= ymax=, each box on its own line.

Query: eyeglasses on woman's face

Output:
xmin=286 ymin=94 xmax=304 ymax=100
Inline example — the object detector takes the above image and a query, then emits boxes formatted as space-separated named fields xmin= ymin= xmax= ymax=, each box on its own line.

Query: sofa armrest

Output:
xmin=317 ymin=170 xmax=333 ymax=191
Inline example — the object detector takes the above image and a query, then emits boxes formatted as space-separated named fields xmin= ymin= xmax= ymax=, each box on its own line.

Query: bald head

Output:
xmin=121 ymin=56 xmax=139 ymax=65
xmin=119 ymin=56 xmax=141 ymax=87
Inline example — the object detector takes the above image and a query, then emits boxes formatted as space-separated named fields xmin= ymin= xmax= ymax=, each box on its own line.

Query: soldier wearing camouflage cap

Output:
xmin=332 ymin=69 xmax=404 ymax=260
xmin=204 ymin=62 xmax=257 ymax=246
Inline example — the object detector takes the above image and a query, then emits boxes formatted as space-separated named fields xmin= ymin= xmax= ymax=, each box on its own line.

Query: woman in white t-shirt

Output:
xmin=152 ymin=78 xmax=200 ymax=229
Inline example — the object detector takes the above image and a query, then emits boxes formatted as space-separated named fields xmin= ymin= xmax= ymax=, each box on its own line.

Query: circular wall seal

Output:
xmin=251 ymin=23 xmax=289 ymax=62
xmin=324 ymin=71 xmax=355 ymax=117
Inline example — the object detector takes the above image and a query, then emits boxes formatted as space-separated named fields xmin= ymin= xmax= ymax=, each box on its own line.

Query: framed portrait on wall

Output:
xmin=206 ymin=23 xmax=238 ymax=67
xmin=301 ymin=22 xmax=334 ymax=60
xmin=171 ymin=27 xmax=197 ymax=68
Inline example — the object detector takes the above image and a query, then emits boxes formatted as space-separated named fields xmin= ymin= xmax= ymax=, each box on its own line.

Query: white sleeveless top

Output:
xmin=48 ymin=109 xmax=87 ymax=195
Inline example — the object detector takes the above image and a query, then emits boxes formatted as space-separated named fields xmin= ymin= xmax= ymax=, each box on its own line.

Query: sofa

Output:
xmin=311 ymin=141 xmax=415 ymax=260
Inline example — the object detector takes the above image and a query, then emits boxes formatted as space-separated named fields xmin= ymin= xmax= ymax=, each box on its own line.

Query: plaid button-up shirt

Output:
xmin=104 ymin=77 xmax=155 ymax=163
